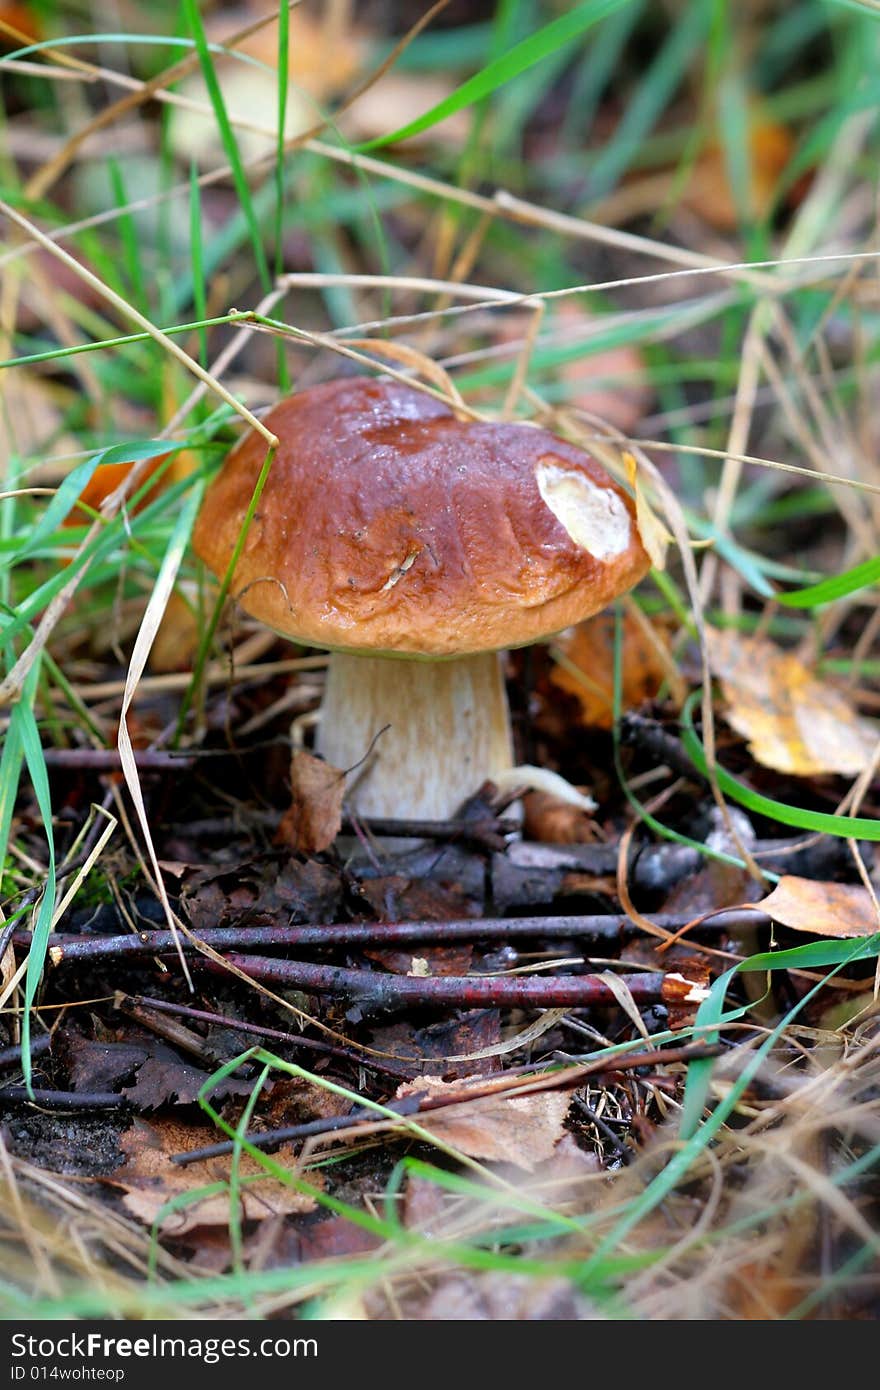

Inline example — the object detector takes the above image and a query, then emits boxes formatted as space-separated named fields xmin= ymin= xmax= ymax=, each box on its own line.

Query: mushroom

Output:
xmin=192 ymin=377 xmax=650 ymax=821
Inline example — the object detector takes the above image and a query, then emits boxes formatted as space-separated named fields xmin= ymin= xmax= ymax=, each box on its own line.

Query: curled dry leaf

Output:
xmin=522 ymin=789 xmax=600 ymax=844
xmin=760 ymin=875 xmax=880 ymax=939
xmin=276 ymin=749 xmax=345 ymax=855
xmin=115 ymin=1118 xmax=318 ymax=1234
xmin=395 ymin=1076 xmax=570 ymax=1170
xmin=708 ymin=630 xmax=879 ymax=777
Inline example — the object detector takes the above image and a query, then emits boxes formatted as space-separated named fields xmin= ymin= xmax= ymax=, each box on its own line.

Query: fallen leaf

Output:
xmin=298 ymin=1216 xmax=382 ymax=1263
xmin=275 ymin=750 xmax=345 ymax=855
xmin=684 ymin=115 xmax=795 ymax=231
xmin=122 ymin=1042 xmax=252 ymax=1110
xmin=369 ymin=1010 xmax=502 ymax=1079
xmin=760 ymin=876 xmax=880 ymax=938
xmin=0 ymin=3 xmax=41 ymax=44
xmin=64 ymin=1037 xmax=148 ymax=1093
xmin=0 ymin=377 xmax=78 ymax=464
xmin=395 ymin=1077 xmax=570 ymax=1170
xmin=115 ymin=1118 xmax=318 ymax=1233
xmin=550 ymin=609 xmax=669 ymax=729
xmin=353 ymin=873 xmax=480 ymax=923
xmin=708 ymin=630 xmax=880 ymax=777
xmin=363 ymin=944 xmax=474 ymax=977
xmin=522 ymin=790 xmax=600 ymax=843
xmin=62 ymin=456 xmax=166 ymax=528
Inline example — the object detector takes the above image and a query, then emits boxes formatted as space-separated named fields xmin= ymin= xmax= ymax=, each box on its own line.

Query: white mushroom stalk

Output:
xmin=316 ymin=651 xmax=512 ymax=821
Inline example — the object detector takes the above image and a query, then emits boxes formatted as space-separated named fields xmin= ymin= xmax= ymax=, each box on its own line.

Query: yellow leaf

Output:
xmin=623 ymin=451 xmax=670 ymax=570
xmin=708 ymin=631 xmax=879 ymax=777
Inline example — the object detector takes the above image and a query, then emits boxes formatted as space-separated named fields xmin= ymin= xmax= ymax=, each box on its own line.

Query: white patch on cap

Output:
xmin=536 ymin=459 xmax=632 ymax=559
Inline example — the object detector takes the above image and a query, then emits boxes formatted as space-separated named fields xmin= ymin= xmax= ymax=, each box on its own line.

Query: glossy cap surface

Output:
xmin=193 ymin=377 xmax=651 ymax=656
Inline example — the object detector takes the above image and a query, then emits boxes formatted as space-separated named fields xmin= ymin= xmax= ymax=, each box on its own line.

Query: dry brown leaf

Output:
xmin=550 ymin=609 xmax=668 ymax=729
xmin=0 ymin=377 xmax=78 ymax=464
xmin=62 ymin=456 xmax=167 ymax=528
xmin=0 ymin=3 xmax=41 ymax=44
xmin=522 ymin=789 xmax=599 ymax=843
xmin=683 ymin=117 xmax=795 ymax=231
xmin=708 ymin=630 xmax=879 ymax=777
xmin=760 ymin=876 xmax=880 ymax=939
xmin=395 ymin=1077 xmax=570 ymax=1170
xmin=276 ymin=749 xmax=345 ymax=855
xmin=115 ymin=1118 xmax=318 ymax=1234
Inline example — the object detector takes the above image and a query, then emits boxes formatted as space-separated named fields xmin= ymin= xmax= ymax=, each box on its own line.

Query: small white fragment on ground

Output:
xmin=665 ymin=973 xmax=711 ymax=1003
xmin=536 ymin=459 xmax=632 ymax=559
xmin=492 ymin=764 xmax=597 ymax=812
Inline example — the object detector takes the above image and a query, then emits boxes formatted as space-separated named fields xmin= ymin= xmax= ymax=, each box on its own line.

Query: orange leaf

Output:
xmin=760 ymin=876 xmax=880 ymax=939
xmin=550 ymin=609 xmax=668 ymax=729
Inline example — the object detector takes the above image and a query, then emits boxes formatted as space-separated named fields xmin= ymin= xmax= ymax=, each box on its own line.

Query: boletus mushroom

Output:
xmin=193 ymin=377 xmax=650 ymax=821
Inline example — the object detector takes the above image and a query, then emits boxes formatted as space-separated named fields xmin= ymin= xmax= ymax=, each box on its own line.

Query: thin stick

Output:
xmin=201 ymin=955 xmax=702 ymax=1010
xmin=173 ymin=1040 xmax=724 ymax=1164
xmin=45 ymin=909 xmax=762 ymax=965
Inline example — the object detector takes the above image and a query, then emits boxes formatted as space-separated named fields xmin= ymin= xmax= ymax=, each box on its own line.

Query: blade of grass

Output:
xmin=14 ymin=660 xmax=56 ymax=1096
xmin=355 ymin=0 xmax=633 ymax=153
xmin=680 ymin=688 xmax=880 ymax=839
xmin=188 ymin=162 xmax=208 ymax=369
xmin=678 ymin=931 xmax=880 ymax=1139
xmin=181 ymin=0 xmax=271 ymax=292
xmin=775 ymin=553 xmax=880 ymax=607
xmin=273 ymin=0 xmax=290 ymax=393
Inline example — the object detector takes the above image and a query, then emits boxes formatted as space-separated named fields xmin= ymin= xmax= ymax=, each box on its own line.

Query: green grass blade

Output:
xmin=355 ymin=0 xmax=633 ymax=152
xmin=181 ymin=0 xmax=271 ymax=291
xmin=678 ymin=932 xmax=880 ymax=1138
xmin=14 ymin=661 xmax=56 ymax=1095
xmin=6 ymin=441 xmax=180 ymax=569
xmin=775 ymin=553 xmax=880 ymax=607
xmin=188 ymin=161 xmax=208 ymax=368
xmin=681 ymin=689 xmax=880 ymax=839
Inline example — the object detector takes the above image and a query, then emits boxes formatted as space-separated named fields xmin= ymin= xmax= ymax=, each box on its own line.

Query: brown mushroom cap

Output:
xmin=193 ymin=377 xmax=651 ymax=657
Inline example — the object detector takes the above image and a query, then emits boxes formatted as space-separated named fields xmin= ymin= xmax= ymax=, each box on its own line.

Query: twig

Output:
xmin=122 ymin=995 xmax=421 ymax=1080
xmin=44 ymin=908 xmax=762 ymax=965
xmin=169 ymin=810 xmax=518 ymax=846
xmin=0 ymin=1036 xmax=52 ymax=1070
xmin=172 ymin=1040 xmax=723 ymax=1164
xmin=200 ymin=955 xmax=704 ymax=1011
xmin=41 ymin=749 xmax=196 ymax=771
xmin=0 ymin=1087 xmax=125 ymax=1110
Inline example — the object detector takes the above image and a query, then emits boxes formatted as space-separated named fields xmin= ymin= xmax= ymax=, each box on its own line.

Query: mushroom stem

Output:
xmin=316 ymin=651 xmax=513 ymax=821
